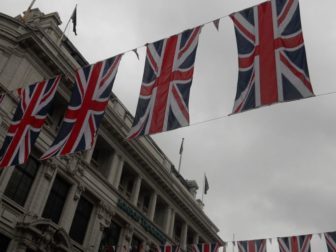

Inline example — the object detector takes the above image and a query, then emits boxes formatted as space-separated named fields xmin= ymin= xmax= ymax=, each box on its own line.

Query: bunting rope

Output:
xmin=169 ymin=90 xmax=336 ymax=131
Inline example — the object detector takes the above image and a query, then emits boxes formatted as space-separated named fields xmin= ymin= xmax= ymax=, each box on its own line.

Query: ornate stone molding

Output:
xmin=73 ymin=182 xmax=85 ymax=201
xmin=16 ymin=213 xmax=73 ymax=252
xmin=42 ymin=159 xmax=57 ymax=181
xmin=97 ymin=201 xmax=115 ymax=229
xmin=61 ymin=153 xmax=85 ymax=178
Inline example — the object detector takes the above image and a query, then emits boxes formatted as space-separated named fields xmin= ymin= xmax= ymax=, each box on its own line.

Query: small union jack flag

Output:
xmin=40 ymin=55 xmax=122 ymax=159
xmin=192 ymin=243 xmax=220 ymax=252
xmin=324 ymin=231 xmax=336 ymax=252
xmin=237 ymin=239 xmax=266 ymax=252
xmin=157 ymin=245 xmax=180 ymax=252
xmin=278 ymin=234 xmax=312 ymax=252
xmin=128 ymin=26 xmax=202 ymax=139
xmin=0 ymin=76 xmax=60 ymax=167
xmin=230 ymin=0 xmax=314 ymax=114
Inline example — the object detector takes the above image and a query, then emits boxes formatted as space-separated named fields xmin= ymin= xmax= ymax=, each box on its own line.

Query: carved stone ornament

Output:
xmin=73 ymin=183 xmax=85 ymax=201
xmin=16 ymin=213 xmax=73 ymax=252
xmin=42 ymin=159 xmax=57 ymax=180
xmin=124 ymin=223 xmax=134 ymax=241
xmin=61 ymin=153 xmax=85 ymax=178
xmin=97 ymin=201 xmax=115 ymax=228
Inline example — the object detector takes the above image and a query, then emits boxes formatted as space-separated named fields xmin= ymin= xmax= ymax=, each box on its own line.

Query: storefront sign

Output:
xmin=117 ymin=198 xmax=167 ymax=243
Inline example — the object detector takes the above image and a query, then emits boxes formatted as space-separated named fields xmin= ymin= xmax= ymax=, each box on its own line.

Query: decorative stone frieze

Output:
xmin=61 ymin=153 xmax=85 ymax=178
xmin=15 ymin=213 xmax=73 ymax=252
xmin=97 ymin=201 xmax=115 ymax=228
xmin=42 ymin=158 xmax=57 ymax=181
xmin=73 ymin=182 xmax=85 ymax=201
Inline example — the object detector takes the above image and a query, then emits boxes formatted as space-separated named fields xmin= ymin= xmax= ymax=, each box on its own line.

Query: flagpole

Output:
xmin=58 ymin=4 xmax=77 ymax=45
xmin=27 ymin=0 xmax=36 ymax=12
xmin=22 ymin=0 xmax=37 ymax=22
xmin=232 ymin=233 xmax=235 ymax=252
xmin=177 ymin=138 xmax=184 ymax=173
xmin=202 ymin=173 xmax=205 ymax=202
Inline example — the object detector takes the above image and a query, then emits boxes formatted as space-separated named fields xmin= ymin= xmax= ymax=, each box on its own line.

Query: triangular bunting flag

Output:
xmin=133 ymin=48 xmax=140 ymax=60
xmin=213 ymin=19 xmax=220 ymax=30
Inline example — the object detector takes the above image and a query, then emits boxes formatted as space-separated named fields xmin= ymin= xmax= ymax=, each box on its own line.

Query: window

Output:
xmin=99 ymin=221 xmax=121 ymax=252
xmin=4 ymin=157 xmax=39 ymax=206
xmin=0 ymin=232 xmax=10 ymax=252
xmin=42 ymin=176 xmax=70 ymax=224
xmin=69 ymin=196 xmax=93 ymax=244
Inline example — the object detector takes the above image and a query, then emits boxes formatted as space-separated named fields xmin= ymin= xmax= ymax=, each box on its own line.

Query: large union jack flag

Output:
xmin=157 ymin=245 xmax=180 ymax=252
xmin=128 ymin=27 xmax=202 ymax=139
xmin=230 ymin=0 xmax=314 ymax=114
xmin=237 ymin=239 xmax=266 ymax=252
xmin=40 ymin=55 xmax=122 ymax=159
xmin=192 ymin=243 xmax=220 ymax=252
xmin=278 ymin=234 xmax=312 ymax=252
xmin=0 ymin=76 xmax=60 ymax=167
xmin=324 ymin=231 xmax=336 ymax=252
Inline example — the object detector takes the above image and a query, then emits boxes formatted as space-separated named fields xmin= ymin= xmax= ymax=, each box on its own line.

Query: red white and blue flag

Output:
xmin=237 ymin=239 xmax=266 ymax=252
xmin=157 ymin=245 xmax=180 ymax=252
xmin=192 ymin=243 xmax=220 ymax=252
xmin=324 ymin=231 xmax=336 ymax=252
xmin=0 ymin=76 xmax=60 ymax=167
xmin=278 ymin=234 xmax=312 ymax=252
xmin=41 ymin=55 xmax=122 ymax=159
xmin=230 ymin=0 xmax=314 ymax=114
xmin=128 ymin=27 xmax=202 ymax=139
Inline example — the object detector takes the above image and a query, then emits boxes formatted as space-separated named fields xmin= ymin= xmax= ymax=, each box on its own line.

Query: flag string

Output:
xmin=186 ymin=90 xmax=336 ymax=130
xmin=223 ymin=228 xmax=329 ymax=243
xmin=60 ymin=1 xmax=265 ymax=67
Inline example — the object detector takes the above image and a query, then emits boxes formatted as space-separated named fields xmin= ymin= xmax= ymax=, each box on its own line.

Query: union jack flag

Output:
xmin=237 ymin=239 xmax=266 ymax=252
xmin=324 ymin=231 xmax=336 ymax=252
xmin=157 ymin=245 xmax=180 ymax=252
xmin=230 ymin=0 xmax=314 ymax=114
xmin=192 ymin=243 xmax=220 ymax=252
xmin=278 ymin=234 xmax=312 ymax=252
xmin=0 ymin=76 xmax=60 ymax=167
xmin=40 ymin=55 xmax=122 ymax=159
xmin=128 ymin=27 xmax=202 ymax=139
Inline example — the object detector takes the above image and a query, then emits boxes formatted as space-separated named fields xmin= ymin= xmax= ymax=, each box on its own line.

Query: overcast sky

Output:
xmin=2 ymin=0 xmax=336 ymax=251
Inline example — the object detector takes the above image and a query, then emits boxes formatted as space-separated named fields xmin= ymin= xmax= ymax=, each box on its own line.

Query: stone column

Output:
xmin=114 ymin=157 xmax=125 ymax=189
xmin=118 ymin=224 xmax=134 ymax=252
xmin=131 ymin=176 xmax=142 ymax=205
xmin=169 ymin=209 xmax=175 ymax=237
xmin=106 ymin=153 xmax=121 ymax=185
xmin=163 ymin=207 xmax=171 ymax=235
xmin=58 ymin=183 xmax=84 ymax=232
xmin=87 ymin=201 xmax=114 ymax=252
xmin=180 ymin=223 xmax=188 ymax=250
xmin=148 ymin=192 xmax=157 ymax=221
xmin=27 ymin=159 xmax=57 ymax=216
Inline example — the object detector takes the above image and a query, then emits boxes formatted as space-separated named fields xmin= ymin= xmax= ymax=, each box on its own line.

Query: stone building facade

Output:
xmin=0 ymin=8 xmax=224 ymax=252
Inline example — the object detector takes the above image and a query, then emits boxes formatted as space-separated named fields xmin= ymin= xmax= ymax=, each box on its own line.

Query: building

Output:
xmin=0 ymin=8 xmax=224 ymax=252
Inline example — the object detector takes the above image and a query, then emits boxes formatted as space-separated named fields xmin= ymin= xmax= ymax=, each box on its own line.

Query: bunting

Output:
xmin=127 ymin=26 xmax=202 ymax=139
xmin=192 ymin=243 xmax=220 ymax=252
xmin=157 ymin=245 xmax=180 ymax=252
xmin=237 ymin=239 xmax=266 ymax=252
xmin=40 ymin=55 xmax=122 ymax=159
xmin=0 ymin=76 xmax=60 ymax=167
xmin=278 ymin=234 xmax=312 ymax=252
xmin=324 ymin=232 xmax=336 ymax=252
xmin=230 ymin=0 xmax=314 ymax=114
